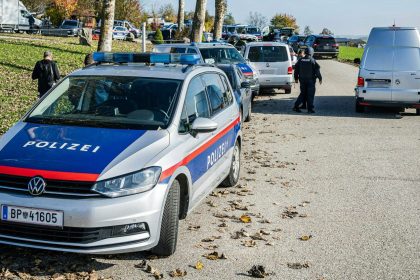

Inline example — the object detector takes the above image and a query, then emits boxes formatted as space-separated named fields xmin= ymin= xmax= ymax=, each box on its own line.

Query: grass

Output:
xmin=338 ymin=46 xmax=364 ymax=62
xmin=0 ymin=34 xmax=151 ymax=134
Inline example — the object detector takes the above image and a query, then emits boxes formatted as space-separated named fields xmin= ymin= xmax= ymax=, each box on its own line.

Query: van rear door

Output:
xmin=391 ymin=29 xmax=420 ymax=103
xmin=247 ymin=44 xmax=290 ymax=76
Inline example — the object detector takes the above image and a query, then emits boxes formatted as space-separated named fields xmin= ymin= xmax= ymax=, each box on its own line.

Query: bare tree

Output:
xmin=178 ymin=0 xmax=185 ymax=31
xmin=98 ymin=0 xmax=116 ymax=51
xmin=247 ymin=11 xmax=267 ymax=31
xmin=213 ymin=0 xmax=226 ymax=40
xmin=191 ymin=0 xmax=207 ymax=42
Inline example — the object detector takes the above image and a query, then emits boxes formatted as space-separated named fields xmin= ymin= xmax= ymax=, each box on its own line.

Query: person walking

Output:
xmin=292 ymin=47 xmax=322 ymax=113
xmin=32 ymin=51 xmax=60 ymax=98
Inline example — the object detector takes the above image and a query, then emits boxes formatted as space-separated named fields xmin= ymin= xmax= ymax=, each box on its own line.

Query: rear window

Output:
xmin=63 ymin=21 xmax=77 ymax=27
xmin=363 ymin=46 xmax=394 ymax=71
xmin=393 ymin=47 xmax=420 ymax=71
xmin=248 ymin=46 xmax=289 ymax=63
xmin=395 ymin=30 xmax=420 ymax=47
xmin=315 ymin=37 xmax=336 ymax=44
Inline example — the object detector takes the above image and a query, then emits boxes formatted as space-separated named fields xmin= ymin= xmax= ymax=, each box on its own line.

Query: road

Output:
xmin=1 ymin=60 xmax=419 ymax=280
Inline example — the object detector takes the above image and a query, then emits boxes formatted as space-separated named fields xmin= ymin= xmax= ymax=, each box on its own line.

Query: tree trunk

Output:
xmin=191 ymin=0 xmax=207 ymax=43
xmin=97 ymin=0 xmax=116 ymax=52
xmin=177 ymin=0 xmax=185 ymax=31
xmin=213 ymin=0 xmax=226 ymax=40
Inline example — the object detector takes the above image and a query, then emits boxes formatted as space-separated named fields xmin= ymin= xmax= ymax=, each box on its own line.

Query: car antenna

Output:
xmin=392 ymin=19 xmax=396 ymax=27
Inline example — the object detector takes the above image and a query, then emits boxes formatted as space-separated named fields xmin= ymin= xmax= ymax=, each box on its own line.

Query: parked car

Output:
xmin=59 ymin=19 xmax=82 ymax=36
xmin=154 ymin=42 xmax=260 ymax=98
xmin=288 ymin=35 xmax=306 ymax=53
xmin=114 ymin=20 xmax=141 ymax=38
xmin=113 ymin=26 xmax=129 ymax=40
xmin=0 ymin=0 xmax=42 ymax=32
xmin=243 ymin=42 xmax=294 ymax=94
xmin=355 ymin=27 xmax=420 ymax=114
xmin=217 ymin=64 xmax=252 ymax=121
xmin=301 ymin=35 xmax=339 ymax=59
xmin=0 ymin=52 xmax=242 ymax=256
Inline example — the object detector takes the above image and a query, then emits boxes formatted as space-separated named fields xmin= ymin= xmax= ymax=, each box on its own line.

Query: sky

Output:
xmin=142 ymin=0 xmax=420 ymax=36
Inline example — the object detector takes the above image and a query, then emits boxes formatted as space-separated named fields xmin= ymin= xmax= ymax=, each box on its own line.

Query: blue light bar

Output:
xmin=92 ymin=52 xmax=201 ymax=65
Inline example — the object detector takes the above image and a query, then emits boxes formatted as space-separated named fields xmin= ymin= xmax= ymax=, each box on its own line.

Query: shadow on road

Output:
xmin=253 ymin=92 xmax=418 ymax=119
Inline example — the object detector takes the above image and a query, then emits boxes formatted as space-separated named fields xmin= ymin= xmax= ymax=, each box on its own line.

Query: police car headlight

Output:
xmin=92 ymin=167 xmax=162 ymax=198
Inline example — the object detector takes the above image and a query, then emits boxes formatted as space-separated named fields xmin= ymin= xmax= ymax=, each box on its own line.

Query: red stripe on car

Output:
xmin=0 ymin=166 xmax=99 ymax=182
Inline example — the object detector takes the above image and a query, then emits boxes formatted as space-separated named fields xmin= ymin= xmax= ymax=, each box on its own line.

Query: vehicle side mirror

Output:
xmin=191 ymin=118 xmax=218 ymax=134
xmin=241 ymin=81 xmax=251 ymax=89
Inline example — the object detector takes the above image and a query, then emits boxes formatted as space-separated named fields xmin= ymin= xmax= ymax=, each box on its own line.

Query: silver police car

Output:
xmin=0 ymin=53 xmax=242 ymax=256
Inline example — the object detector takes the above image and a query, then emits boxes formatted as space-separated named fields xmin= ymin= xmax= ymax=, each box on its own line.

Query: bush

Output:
xmin=154 ymin=29 xmax=164 ymax=44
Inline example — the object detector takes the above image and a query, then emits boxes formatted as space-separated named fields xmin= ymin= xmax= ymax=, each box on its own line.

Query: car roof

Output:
xmin=246 ymin=42 xmax=289 ymax=47
xmin=157 ymin=43 xmax=235 ymax=49
xmin=313 ymin=35 xmax=335 ymax=38
xmin=371 ymin=27 xmax=417 ymax=30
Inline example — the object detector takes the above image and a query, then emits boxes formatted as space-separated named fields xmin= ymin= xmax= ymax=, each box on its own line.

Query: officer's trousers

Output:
xmin=294 ymin=79 xmax=316 ymax=110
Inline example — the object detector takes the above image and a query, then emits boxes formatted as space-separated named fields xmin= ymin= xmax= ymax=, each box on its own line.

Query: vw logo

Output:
xmin=28 ymin=177 xmax=46 ymax=196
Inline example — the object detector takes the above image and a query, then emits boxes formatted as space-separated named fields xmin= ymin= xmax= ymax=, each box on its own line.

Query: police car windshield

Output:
xmin=200 ymin=47 xmax=246 ymax=64
xmin=26 ymin=76 xmax=182 ymax=130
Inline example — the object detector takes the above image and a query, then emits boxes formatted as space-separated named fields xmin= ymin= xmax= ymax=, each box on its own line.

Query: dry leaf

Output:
xmin=299 ymin=235 xmax=312 ymax=241
xmin=203 ymin=251 xmax=227 ymax=260
xmin=195 ymin=261 xmax=204 ymax=270
xmin=247 ymin=265 xmax=272 ymax=278
xmin=240 ymin=215 xmax=252 ymax=223
xmin=169 ymin=269 xmax=187 ymax=277
xmin=187 ymin=225 xmax=201 ymax=231
xmin=242 ymin=239 xmax=257 ymax=247
xmin=287 ymin=262 xmax=310 ymax=269
xmin=146 ymin=265 xmax=163 ymax=279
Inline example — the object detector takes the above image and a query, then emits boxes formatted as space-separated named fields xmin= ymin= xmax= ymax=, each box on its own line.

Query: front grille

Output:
xmin=0 ymin=174 xmax=98 ymax=197
xmin=0 ymin=222 xmax=148 ymax=244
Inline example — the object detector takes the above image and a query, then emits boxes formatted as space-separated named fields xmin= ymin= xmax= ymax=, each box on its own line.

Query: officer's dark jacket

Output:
xmin=32 ymin=59 xmax=60 ymax=95
xmin=294 ymin=55 xmax=322 ymax=82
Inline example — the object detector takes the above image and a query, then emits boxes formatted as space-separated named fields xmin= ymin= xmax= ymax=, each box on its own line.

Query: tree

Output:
xmin=321 ymin=27 xmax=333 ymax=35
xmin=154 ymin=28 xmax=164 ymax=44
xmin=247 ymin=11 xmax=267 ymax=31
xmin=270 ymin=13 xmax=298 ymax=30
xmin=98 ymin=0 xmax=116 ymax=52
xmin=224 ymin=12 xmax=235 ymax=25
xmin=177 ymin=0 xmax=185 ymax=31
xmin=204 ymin=10 xmax=214 ymax=33
xmin=304 ymin=25 xmax=313 ymax=36
xmin=191 ymin=0 xmax=207 ymax=43
xmin=213 ymin=0 xmax=226 ymax=40
xmin=21 ymin=0 xmax=50 ymax=14
xmin=115 ymin=0 xmax=143 ymax=26
xmin=159 ymin=3 xmax=177 ymax=23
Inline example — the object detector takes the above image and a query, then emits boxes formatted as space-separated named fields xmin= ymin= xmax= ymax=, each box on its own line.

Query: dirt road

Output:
xmin=1 ymin=60 xmax=419 ymax=280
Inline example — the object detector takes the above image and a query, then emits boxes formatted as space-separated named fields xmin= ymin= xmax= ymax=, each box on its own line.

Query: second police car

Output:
xmin=0 ymin=53 xmax=242 ymax=256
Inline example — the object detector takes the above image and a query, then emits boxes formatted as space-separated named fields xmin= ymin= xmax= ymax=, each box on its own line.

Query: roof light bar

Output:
xmin=92 ymin=52 xmax=201 ymax=65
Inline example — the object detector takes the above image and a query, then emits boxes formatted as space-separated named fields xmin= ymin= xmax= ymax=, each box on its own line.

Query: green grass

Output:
xmin=0 ymin=34 xmax=151 ymax=134
xmin=338 ymin=46 xmax=364 ymax=62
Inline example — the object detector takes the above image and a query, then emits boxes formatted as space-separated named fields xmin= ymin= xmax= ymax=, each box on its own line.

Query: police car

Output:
xmin=0 ymin=53 xmax=242 ymax=256
xmin=154 ymin=42 xmax=260 ymax=98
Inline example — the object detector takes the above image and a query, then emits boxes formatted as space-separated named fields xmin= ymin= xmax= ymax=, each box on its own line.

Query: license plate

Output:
xmin=260 ymin=70 xmax=275 ymax=75
xmin=1 ymin=205 xmax=63 ymax=227
xmin=324 ymin=46 xmax=331 ymax=50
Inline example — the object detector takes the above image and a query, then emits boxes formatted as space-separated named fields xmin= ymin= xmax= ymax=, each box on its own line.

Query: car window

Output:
xmin=224 ymin=69 xmax=237 ymax=89
xmin=363 ymin=46 xmax=394 ymax=71
xmin=393 ymin=47 xmax=420 ymax=71
xmin=170 ymin=47 xmax=187 ymax=54
xmin=179 ymin=76 xmax=210 ymax=132
xmin=199 ymin=47 xmax=246 ymax=64
xmin=219 ymin=75 xmax=234 ymax=105
xmin=248 ymin=46 xmax=288 ymax=62
xmin=187 ymin=48 xmax=198 ymax=54
xmin=315 ymin=37 xmax=336 ymax=44
xmin=202 ymin=74 xmax=225 ymax=115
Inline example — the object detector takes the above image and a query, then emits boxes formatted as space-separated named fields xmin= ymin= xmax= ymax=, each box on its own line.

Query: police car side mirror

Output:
xmin=241 ymin=81 xmax=251 ymax=89
xmin=191 ymin=118 xmax=218 ymax=135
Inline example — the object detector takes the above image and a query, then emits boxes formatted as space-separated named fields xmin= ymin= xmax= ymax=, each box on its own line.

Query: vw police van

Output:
xmin=0 ymin=53 xmax=242 ymax=256
xmin=355 ymin=27 xmax=420 ymax=114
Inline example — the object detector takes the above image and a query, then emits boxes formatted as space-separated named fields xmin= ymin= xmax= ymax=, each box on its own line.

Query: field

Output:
xmin=338 ymin=46 xmax=364 ymax=62
xmin=0 ymin=34 xmax=150 ymax=134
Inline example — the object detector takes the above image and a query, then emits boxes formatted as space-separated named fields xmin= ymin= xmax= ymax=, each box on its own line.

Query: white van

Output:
xmin=355 ymin=27 xmax=420 ymax=114
xmin=243 ymin=42 xmax=293 ymax=94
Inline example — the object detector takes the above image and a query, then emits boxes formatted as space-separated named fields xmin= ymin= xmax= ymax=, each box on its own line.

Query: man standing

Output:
xmin=32 ymin=51 xmax=60 ymax=97
xmin=293 ymin=47 xmax=322 ymax=113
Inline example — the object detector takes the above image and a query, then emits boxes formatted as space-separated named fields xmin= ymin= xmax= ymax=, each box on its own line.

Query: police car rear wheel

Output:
xmin=244 ymin=103 xmax=251 ymax=122
xmin=221 ymin=141 xmax=241 ymax=187
xmin=151 ymin=179 xmax=180 ymax=256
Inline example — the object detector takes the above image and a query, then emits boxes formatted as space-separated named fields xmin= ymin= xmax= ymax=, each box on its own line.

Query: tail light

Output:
xmin=313 ymin=43 xmax=318 ymax=48
xmin=288 ymin=66 xmax=293 ymax=75
xmin=357 ymin=77 xmax=365 ymax=87
xmin=332 ymin=43 xmax=339 ymax=48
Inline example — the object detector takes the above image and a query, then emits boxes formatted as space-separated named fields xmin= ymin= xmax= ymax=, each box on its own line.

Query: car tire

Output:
xmin=416 ymin=109 xmax=420 ymax=115
xmin=221 ymin=140 xmax=241 ymax=187
xmin=355 ymin=101 xmax=365 ymax=113
xmin=244 ymin=103 xmax=251 ymax=122
xmin=151 ymin=179 xmax=180 ymax=256
xmin=284 ymin=87 xmax=292 ymax=94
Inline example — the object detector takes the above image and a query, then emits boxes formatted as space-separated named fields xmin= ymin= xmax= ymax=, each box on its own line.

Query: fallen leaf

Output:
xmin=194 ymin=261 xmax=204 ymax=270
xmin=247 ymin=265 xmax=272 ymax=278
xmin=240 ymin=215 xmax=252 ymax=223
xmin=242 ymin=239 xmax=257 ymax=247
xmin=187 ymin=225 xmax=201 ymax=231
xmin=146 ymin=265 xmax=163 ymax=279
xmin=203 ymin=251 xmax=227 ymax=260
xmin=231 ymin=229 xmax=249 ymax=239
xmin=169 ymin=268 xmax=187 ymax=277
xmin=287 ymin=262 xmax=310 ymax=269
xmin=299 ymin=235 xmax=312 ymax=241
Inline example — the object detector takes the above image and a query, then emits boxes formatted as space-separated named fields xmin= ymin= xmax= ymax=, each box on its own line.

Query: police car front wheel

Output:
xmin=221 ymin=140 xmax=241 ymax=187
xmin=151 ymin=179 xmax=180 ymax=256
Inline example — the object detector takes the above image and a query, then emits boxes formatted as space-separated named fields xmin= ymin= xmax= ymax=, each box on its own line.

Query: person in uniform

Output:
xmin=293 ymin=47 xmax=322 ymax=113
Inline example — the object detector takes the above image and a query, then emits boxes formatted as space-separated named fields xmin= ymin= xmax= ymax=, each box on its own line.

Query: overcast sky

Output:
xmin=142 ymin=0 xmax=420 ymax=35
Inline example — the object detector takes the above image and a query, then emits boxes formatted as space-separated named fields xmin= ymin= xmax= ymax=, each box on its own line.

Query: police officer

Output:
xmin=293 ymin=47 xmax=322 ymax=113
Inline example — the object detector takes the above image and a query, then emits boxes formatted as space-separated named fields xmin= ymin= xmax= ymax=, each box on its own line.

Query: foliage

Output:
xmin=304 ymin=25 xmax=313 ymax=36
xmin=54 ymin=0 xmax=78 ymax=19
xmin=115 ymin=0 xmax=143 ymax=26
xmin=321 ymin=27 xmax=333 ymax=35
xmin=338 ymin=46 xmax=363 ymax=62
xmin=21 ymin=0 xmax=51 ymax=14
xmin=159 ymin=3 xmax=177 ymax=23
xmin=205 ymin=10 xmax=214 ymax=32
xmin=224 ymin=12 xmax=235 ymax=25
xmin=154 ymin=28 xmax=164 ymax=44
xmin=0 ymin=35 xmax=150 ymax=135
xmin=270 ymin=13 xmax=298 ymax=30
xmin=247 ymin=12 xmax=267 ymax=30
